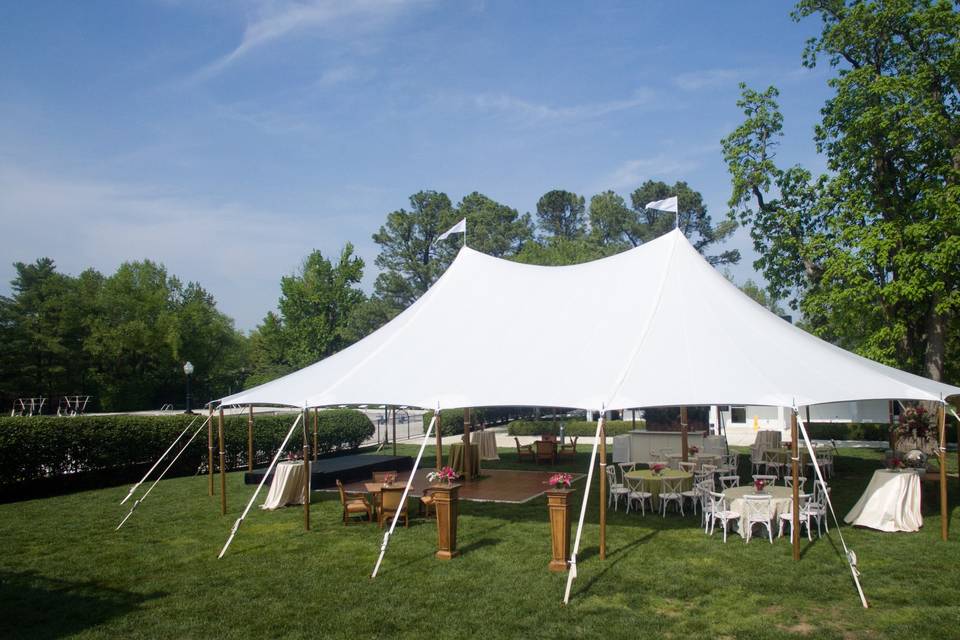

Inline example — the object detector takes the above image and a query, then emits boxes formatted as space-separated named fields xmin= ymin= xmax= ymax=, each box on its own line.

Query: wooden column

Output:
xmin=302 ymin=408 xmax=310 ymax=531
xmin=599 ymin=417 xmax=607 ymax=560
xmin=547 ymin=488 xmax=573 ymax=571
xmin=680 ymin=406 xmax=689 ymax=462
xmin=791 ymin=409 xmax=800 ymax=561
xmin=435 ymin=412 xmax=443 ymax=471
xmin=312 ymin=409 xmax=318 ymax=462
xmin=433 ymin=483 xmax=461 ymax=559
xmin=247 ymin=406 xmax=254 ymax=472
xmin=392 ymin=407 xmax=397 ymax=457
xmin=207 ymin=405 xmax=214 ymax=496
xmin=218 ymin=407 xmax=226 ymax=515
xmin=937 ymin=403 xmax=947 ymax=541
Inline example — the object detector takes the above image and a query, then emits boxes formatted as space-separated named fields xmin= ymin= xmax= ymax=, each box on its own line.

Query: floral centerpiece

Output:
xmin=382 ymin=473 xmax=397 ymax=487
xmin=427 ymin=466 xmax=459 ymax=485
xmin=753 ymin=478 xmax=766 ymax=493
xmin=651 ymin=463 xmax=667 ymax=476
xmin=889 ymin=457 xmax=904 ymax=470
xmin=897 ymin=405 xmax=934 ymax=441
xmin=549 ymin=472 xmax=573 ymax=489
xmin=689 ymin=445 xmax=699 ymax=455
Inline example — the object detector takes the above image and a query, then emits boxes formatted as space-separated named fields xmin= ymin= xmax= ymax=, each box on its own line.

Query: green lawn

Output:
xmin=1 ymin=445 xmax=958 ymax=639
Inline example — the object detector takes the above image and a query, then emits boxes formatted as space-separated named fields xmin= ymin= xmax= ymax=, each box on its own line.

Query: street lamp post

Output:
xmin=183 ymin=361 xmax=194 ymax=414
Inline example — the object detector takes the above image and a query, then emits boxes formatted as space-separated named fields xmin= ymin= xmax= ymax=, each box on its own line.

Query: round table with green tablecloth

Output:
xmin=447 ymin=443 xmax=479 ymax=479
xmin=623 ymin=469 xmax=693 ymax=508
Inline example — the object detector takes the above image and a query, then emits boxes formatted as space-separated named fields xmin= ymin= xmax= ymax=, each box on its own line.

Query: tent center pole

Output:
xmin=218 ymin=407 xmax=226 ymax=515
xmin=599 ymin=416 xmax=607 ymax=560
xmin=791 ymin=408 xmax=800 ymax=561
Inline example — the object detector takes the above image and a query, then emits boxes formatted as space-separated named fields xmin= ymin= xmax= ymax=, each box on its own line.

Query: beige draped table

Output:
xmin=723 ymin=486 xmax=793 ymax=538
xmin=844 ymin=469 xmax=922 ymax=532
xmin=261 ymin=460 xmax=307 ymax=510
xmin=472 ymin=430 xmax=500 ymax=461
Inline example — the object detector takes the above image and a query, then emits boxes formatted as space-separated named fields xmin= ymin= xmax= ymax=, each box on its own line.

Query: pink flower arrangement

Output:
xmin=754 ymin=478 xmax=766 ymax=493
xmin=427 ymin=466 xmax=459 ymax=485
xmin=897 ymin=405 xmax=933 ymax=441
xmin=549 ymin=472 xmax=573 ymax=488
xmin=890 ymin=457 xmax=904 ymax=469
xmin=651 ymin=463 xmax=667 ymax=475
xmin=382 ymin=473 xmax=397 ymax=486
xmin=689 ymin=445 xmax=699 ymax=455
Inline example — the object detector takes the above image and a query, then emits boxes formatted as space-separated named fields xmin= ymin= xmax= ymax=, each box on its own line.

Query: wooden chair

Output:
xmin=558 ymin=436 xmax=578 ymax=461
xmin=336 ymin=479 xmax=372 ymax=525
xmin=515 ymin=437 xmax=535 ymax=463
xmin=535 ymin=440 xmax=556 ymax=465
xmin=378 ymin=486 xmax=408 ymax=529
xmin=419 ymin=488 xmax=436 ymax=518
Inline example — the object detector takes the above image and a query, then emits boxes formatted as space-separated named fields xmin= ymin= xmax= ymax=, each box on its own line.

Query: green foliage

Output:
xmin=421 ymin=408 xmax=487 ymax=437
xmin=0 ymin=410 xmax=373 ymax=487
xmin=507 ymin=420 xmax=643 ymax=437
xmin=455 ymin=192 xmax=535 ymax=257
xmin=247 ymin=245 xmax=365 ymax=386
xmin=535 ymin=190 xmax=587 ymax=240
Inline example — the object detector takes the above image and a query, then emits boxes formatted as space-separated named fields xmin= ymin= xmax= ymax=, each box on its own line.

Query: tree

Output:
xmin=455 ymin=192 xmax=534 ymax=257
xmin=372 ymin=191 xmax=458 ymax=310
xmin=248 ymin=244 xmax=365 ymax=385
xmin=588 ymin=190 xmax=637 ymax=249
xmin=629 ymin=181 xmax=740 ymax=266
xmin=536 ymin=190 xmax=586 ymax=240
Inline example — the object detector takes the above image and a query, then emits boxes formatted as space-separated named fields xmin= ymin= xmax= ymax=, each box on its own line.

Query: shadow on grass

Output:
xmin=574 ymin=530 xmax=659 ymax=598
xmin=0 ymin=570 xmax=164 ymax=640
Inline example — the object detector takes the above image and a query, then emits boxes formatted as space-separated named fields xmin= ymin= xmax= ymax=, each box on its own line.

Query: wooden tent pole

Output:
xmin=463 ymin=407 xmax=471 ymax=480
xmin=436 ymin=411 xmax=443 ymax=471
xmin=313 ymin=409 xmax=318 ymax=462
xmin=680 ymin=406 xmax=689 ymax=462
xmin=207 ymin=405 xmax=214 ymax=496
xmin=392 ymin=407 xmax=397 ymax=457
xmin=599 ymin=415 xmax=607 ymax=560
xmin=218 ymin=406 xmax=226 ymax=515
xmin=791 ymin=409 xmax=800 ymax=561
xmin=937 ymin=403 xmax=947 ymax=541
xmin=302 ymin=408 xmax=310 ymax=531
xmin=247 ymin=406 xmax=254 ymax=472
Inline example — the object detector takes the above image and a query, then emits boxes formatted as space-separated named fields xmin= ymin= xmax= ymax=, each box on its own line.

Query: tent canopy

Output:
xmin=220 ymin=229 xmax=959 ymax=410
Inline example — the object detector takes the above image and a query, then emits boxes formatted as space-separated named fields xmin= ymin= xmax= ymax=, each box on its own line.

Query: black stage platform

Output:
xmin=243 ymin=454 xmax=413 ymax=488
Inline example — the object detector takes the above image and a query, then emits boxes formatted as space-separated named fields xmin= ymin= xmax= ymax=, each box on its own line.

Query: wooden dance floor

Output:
xmin=322 ymin=468 xmax=584 ymax=504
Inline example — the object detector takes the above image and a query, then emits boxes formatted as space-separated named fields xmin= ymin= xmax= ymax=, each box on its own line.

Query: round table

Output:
xmin=844 ymin=469 xmax=922 ymax=532
xmin=722 ymin=485 xmax=793 ymax=538
xmin=261 ymin=460 xmax=307 ymax=510
xmin=472 ymin=431 xmax=500 ymax=461
xmin=624 ymin=469 xmax=693 ymax=508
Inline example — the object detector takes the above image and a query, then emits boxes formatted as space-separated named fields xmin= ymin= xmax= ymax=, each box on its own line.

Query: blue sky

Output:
xmin=0 ymin=1 xmax=834 ymax=331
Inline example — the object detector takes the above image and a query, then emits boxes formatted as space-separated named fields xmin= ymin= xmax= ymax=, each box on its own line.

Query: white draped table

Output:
xmin=723 ymin=486 xmax=793 ymax=538
xmin=261 ymin=460 xmax=307 ymax=510
xmin=472 ymin=430 xmax=500 ymax=461
xmin=844 ymin=469 xmax=922 ymax=532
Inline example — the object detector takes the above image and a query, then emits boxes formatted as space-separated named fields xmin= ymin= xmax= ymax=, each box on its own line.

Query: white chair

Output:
xmin=619 ymin=462 xmax=637 ymax=477
xmin=678 ymin=461 xmax=696 ymax=474
xmin=783 ymin=475 xmax=807 ymax=489
xmin=750 ymin=446 xmax=765 ymax=475
xmin=696 ymin=479 xmax=716 ymax=528
xmin=742 ymin=494 xmax=774 ymax=544
xmin=705 ymin=491 xmax=740 ymax=543
xmin=680 ymin=474 xmax=706 ymax=514
xmin=624 ymin=475 xmax=652 ymax=515
xmin=659 ymin=476 xmax=684 ymax=517
xmin=804 ymin=485 xmax=830 ymax=537
xmin=718 ymin=453 xmax=739 ymax=476
xmin=605 ymin=465 xmax=629 ymax=510
xmin=762 ymin=450 xmax=785 ymax=478
xmin=719 ymin=475 xmax=740 ymax=490
xmin=778 ymin=493 xmax=813 ymax=540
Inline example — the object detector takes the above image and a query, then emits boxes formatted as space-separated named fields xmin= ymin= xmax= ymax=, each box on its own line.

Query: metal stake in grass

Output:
xmin=117 ymin=417 xmax=209 ymax=530
xmin=121 ymin=415 xmax=199 ymax=505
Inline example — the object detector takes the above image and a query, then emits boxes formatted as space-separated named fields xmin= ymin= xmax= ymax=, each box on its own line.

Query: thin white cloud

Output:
xmin=457 ymin=89 xmax=659 ymax=124
xmin=194 ymin=0 xmax=429 ymax=80
xmin=601 ymin=155 xmax=702 ymax=191
xmin=673 ymin=68 xmax=747 ymax=91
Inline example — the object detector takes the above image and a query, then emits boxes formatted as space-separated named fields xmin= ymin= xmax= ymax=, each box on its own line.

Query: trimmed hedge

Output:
xmin=507 ymin=419 xmax=644 ymax=437
xmin=421 ymin=409 xmax=487 ymax=437
xmin=0 ymin=409 xmax=373 ymax=486
xmin=804 ymin=421 xmax=957 ymax=442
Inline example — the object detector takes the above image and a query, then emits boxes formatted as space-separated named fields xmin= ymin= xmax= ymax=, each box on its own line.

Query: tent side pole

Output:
xmin=313 ymin=409 xmax=318 ymax=462
xmin=953 ymin=405 xmax=960 ymax=490
xmin=218 ymin=407 xmax=227 ymax=515
xmin=208 ymin=405 xmax=214 ymax=496
xmin=563 ymin=414 xmax=604 ymax=605
xmin=599 ymin=416 xmax=607 ymax=560
xmin=372 ymin=415 xmax=437 ymax=578
xmin=791 ymin=409 xmax=800 ymax=561
xmin=218 ymin=414 xmax=303 ymax=559
xmin=463 ymin=407 xmax=471 ymax=479
xmin=121 ymin=415 xmax=198 ymax=504
xmin=248 ymin=406 xmax=254 ymax=471
xmin=435 ymin=411 xmax=443 ymax=470
xmin=680 ymin=406 xmax=688 ymax=461
xmin=937 ymin=402 xmax=947 ymax=541
xmin=302 ymin=407 xmax=310 ymax=531
xmin=392 ymin=407 xmax=397 ymax=457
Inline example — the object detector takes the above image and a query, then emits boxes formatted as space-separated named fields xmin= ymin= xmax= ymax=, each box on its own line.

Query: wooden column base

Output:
xmin=547 ymin=488 xmax=573 ymax=572
xmin=432 ymin=483 xmax=461 ymax=560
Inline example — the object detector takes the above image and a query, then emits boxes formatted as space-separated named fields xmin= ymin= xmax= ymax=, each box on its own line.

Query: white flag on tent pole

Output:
xmin=437 ymin=218 xmax=466 ymax=241
xmin=644 ymin=196 xmax=678 ymax=213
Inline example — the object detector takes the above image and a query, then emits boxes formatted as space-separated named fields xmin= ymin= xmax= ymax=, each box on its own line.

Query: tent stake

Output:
xmin=117 ymin=418 xmax=208 ymax=530
xmin=563 ymin=414 xmax=604 ymax=605
xmin=219 ymin=413 xmax=303 ymax=559
xmin=121 ymin=415 xmax=199 ymax=504
xmin=372 ymin=415 xmax=437 ymax=578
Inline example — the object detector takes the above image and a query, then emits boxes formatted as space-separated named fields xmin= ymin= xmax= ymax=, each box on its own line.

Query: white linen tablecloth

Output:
xmin=472 ymin=430 xmax=500 ymax=461
xmin=261 ymin=460 xmax=307 ymax=510
xmin=844 ymin=469 xmax=922 ymax=532
xmin=724 ymin=486 xmax=793 ymax=538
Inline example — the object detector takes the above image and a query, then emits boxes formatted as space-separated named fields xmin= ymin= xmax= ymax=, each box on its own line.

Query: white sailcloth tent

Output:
xmin=221 ymin=228 xmax=959 ymax=410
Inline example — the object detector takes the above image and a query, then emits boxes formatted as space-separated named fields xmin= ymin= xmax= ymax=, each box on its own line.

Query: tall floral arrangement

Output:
xmin=897 ymin=405 xmax=934 ymax=442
